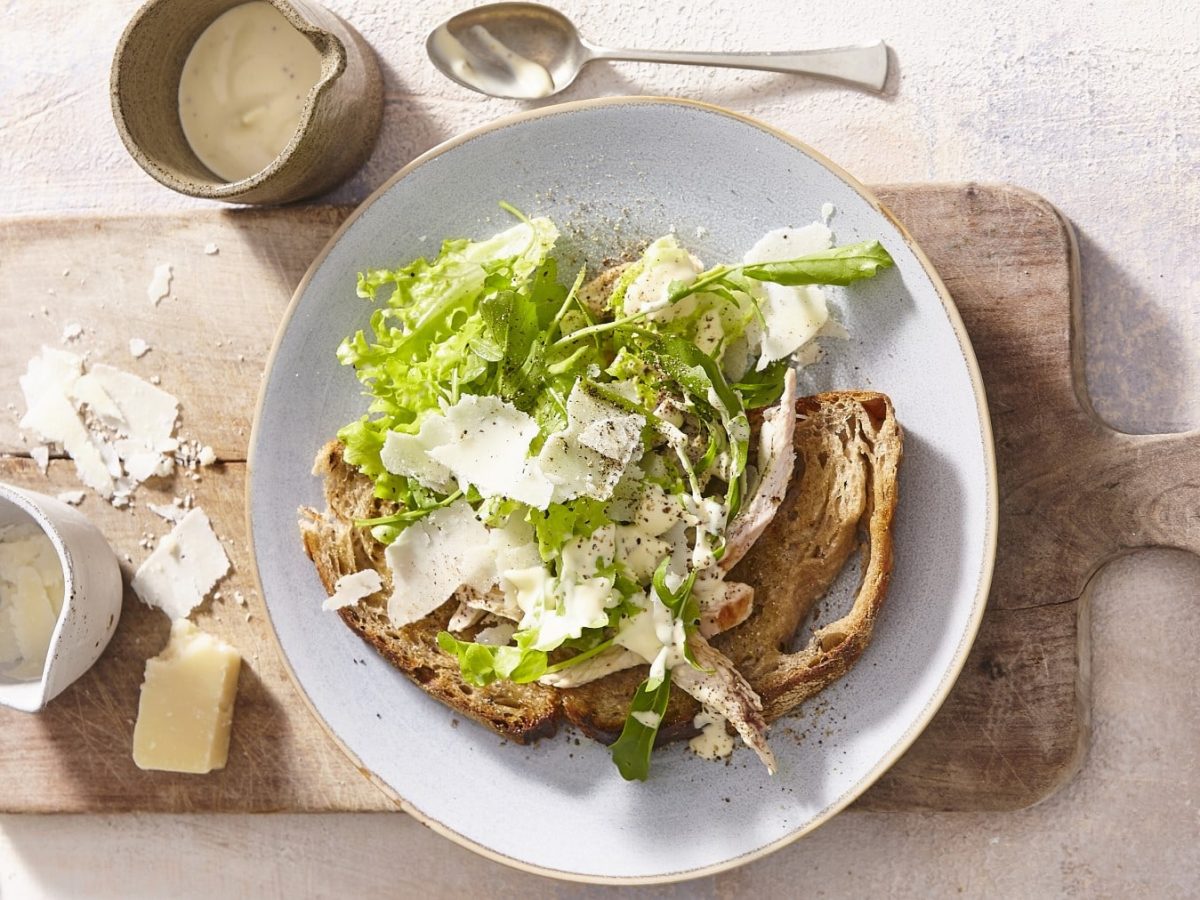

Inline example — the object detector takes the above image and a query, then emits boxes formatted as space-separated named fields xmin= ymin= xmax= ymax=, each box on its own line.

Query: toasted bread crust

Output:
xmin=298 ymin=391 xmax=901 ymax=748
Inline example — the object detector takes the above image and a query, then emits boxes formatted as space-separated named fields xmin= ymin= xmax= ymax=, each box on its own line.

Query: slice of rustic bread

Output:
xmin=298 ymin=391 xmax=901 ymax=746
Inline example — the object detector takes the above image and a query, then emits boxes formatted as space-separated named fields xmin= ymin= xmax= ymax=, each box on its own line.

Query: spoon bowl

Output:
xmin=427 ymin=3 xmax=584 ymax=99
xmin=427 ymin=2 xmax=888 ymax=100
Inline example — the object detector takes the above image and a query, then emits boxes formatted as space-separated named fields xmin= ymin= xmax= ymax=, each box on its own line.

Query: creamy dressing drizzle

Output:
xmin=178 ymin=2 xmax=323 ymax=182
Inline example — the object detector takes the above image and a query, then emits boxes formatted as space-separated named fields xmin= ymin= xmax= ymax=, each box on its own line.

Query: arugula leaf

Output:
xmin=643 ymin=338 xmax=750 ymax=515
xmin=668 ymin=240 xmax=894 ymax=305
xmin=544 ymin=637 xmax=616 ymax=673
xmin=742 ymin=239 xmax=894 ymax=285
xmin=353 ymin=488 xmax=463 ymax=529
xmin=610 ymin=672 xmax=673 ymax=781
xmin=732 ymin=359 xmax=790 ymax=409
xmin=436 ymin=631 xmax=548 ymax=685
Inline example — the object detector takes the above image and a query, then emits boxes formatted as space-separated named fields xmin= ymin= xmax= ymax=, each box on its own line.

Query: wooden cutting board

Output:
xmin=2 ymin=185 xmax=1194 ymax=814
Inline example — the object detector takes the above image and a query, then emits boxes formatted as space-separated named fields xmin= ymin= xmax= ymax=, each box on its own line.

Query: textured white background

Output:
xmin=2 ymin=0 xmax=1198 ymax=896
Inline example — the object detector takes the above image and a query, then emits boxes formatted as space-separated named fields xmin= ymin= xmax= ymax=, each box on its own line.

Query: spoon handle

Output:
xmin=586 ymin=40 xmax=889 ymax=93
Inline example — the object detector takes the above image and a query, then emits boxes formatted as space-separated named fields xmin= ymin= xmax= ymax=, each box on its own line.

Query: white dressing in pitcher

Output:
xmin=178 ymin=2 xmax=323 ymax=182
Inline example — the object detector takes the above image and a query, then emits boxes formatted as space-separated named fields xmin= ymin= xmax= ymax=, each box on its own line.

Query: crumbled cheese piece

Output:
xmin=131 ymin=508 xmax=230 ymax=619
xmin=821 ymin=202 xmax=836 ymax=223
xmin=55 ymin=490 xmax=85 ymax=506
xmin=148 ymin=502 xmax=186 ymax=523
xmin=29 ymin=445 xmax=50 ymax=475
xmin=383 ymin=499 xmax=493 ymax=626
xmin=129 ymin=338 xmax=151 ymax=358
xmin=147 ymin=263 xmax=173 ymax=306
xmin=132 ymin=619 xmax=241 ymax=774
xmin=322 ymin=569 xmax=383 ymax=611
xmin=203 ymin=243 xmax=219 ymax=255
xmin=61 ymin=323 xmax=83 ymax=342
xmin=743 ymin=225 xmax=832 ymax=370
xmin=123 ymin=450 xmax=172 ymax=483
xmin=197 ymin=445 xmax=217 ymax=467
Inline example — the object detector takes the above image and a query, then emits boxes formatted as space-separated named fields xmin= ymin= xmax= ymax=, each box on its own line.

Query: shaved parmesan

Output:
xmin=623 ymin=235 xmax=704 ymax=318
xmin=744 ymin=224 xmax=833 ymax=369
xmin=382 ymin=389 xmax=643 ymax=510
xmin=19 ymin=348 xmax=114 ymax=496
xmin=428 ymin=395 xmax=553 ymax=508
xmin=18 ymin=348 xmax=183 ymax=502
xmin=383 ymin=499 xmax=494 ymax=626
xmin=322 ymin=568 xmax=383 ymax=611
xmin=380 ymin=415 xmax=456 ymax=492
xmin=148 ymin=502 xmax=186 ymax=523
xmin=75 ymin=364 xmax=178 ymax=452
xmin=132 ymin=508 xmax=230 ymax=620
xmin=536 ymin=383 xmax=644 ymax=503
xmin=383 ymin=395 xmax=554 ymax=508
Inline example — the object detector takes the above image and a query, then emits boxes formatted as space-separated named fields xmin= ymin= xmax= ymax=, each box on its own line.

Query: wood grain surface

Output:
xmin=2 ymin=184 xmax=1191 ymax=814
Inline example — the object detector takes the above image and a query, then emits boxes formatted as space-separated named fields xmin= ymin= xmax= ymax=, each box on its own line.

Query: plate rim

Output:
xmin=246 ymin=95 xmax=998 ymax=885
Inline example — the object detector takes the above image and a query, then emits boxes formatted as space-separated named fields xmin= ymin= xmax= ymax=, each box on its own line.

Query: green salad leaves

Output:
xmin=336 ymin=207 xmax=894 ymax=780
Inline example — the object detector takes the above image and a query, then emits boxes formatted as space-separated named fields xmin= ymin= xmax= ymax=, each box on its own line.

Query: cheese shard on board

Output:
xmin=18 ymin=347 xmax=182 ymax=503
xmin=323 ymin=568 xmax=383 ymax=611
xmin=132 ymin=619 xmax=241 ymax=774
xmin=383 ymin=499 xmax=494 ymax=626
xmin=132 ymin=508 xmax=230 ymax=619
xmin=147 ymin=263 xmax=173 ymax=306
xmin=18 ymin=347 xmax=114 ymax=496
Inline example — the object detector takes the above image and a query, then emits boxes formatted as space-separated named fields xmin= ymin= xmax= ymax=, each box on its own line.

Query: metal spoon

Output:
xmin=427 ymin=3 xmax=889 ymax=100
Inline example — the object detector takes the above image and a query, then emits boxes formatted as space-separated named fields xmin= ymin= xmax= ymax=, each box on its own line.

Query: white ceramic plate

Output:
xmin=249 ymin=97 xmax=996 ymax=884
